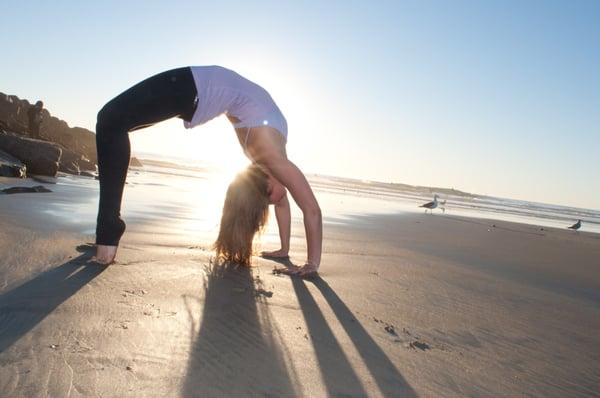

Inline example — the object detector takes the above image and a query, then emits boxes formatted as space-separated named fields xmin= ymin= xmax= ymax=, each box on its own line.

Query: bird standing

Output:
xmin=419 ymin=194 xmax=439 ymax=214
xmin=567 ymin=219 xmax=582 ymax=231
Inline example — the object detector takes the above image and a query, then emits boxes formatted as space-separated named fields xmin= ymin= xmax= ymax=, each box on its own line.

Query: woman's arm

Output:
xmin=248 ymin=128 xmax=322 ymax=272
xmin=267 ymin=158 xmax=322 ymax=268
xmin=262 ymin=194 xmax=291 ymax=257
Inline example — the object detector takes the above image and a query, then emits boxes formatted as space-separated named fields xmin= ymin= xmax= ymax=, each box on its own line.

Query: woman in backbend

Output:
xmin=93 ymin=65 xmax=321 ymax=277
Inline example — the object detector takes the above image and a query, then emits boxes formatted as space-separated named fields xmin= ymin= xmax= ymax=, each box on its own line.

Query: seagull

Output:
xmin=419 ymin=194 xmax=439 ymax=214
xmin=567 ymin=219 xmax=582 ymax=231
xmin=439 ymin=199 xmax=447 ymax=213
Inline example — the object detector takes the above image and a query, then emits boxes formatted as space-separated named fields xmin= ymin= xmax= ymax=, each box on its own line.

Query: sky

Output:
xmin=2 ymin=1 xmax=599 ymax=209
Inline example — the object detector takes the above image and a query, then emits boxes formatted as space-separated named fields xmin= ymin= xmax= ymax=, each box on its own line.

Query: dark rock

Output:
xmin=0 ymin=131 xmax=61 ymax=176
xmin=77 ymin=155 xmax=96 ymax=171
xmin=255 ymin=288 xmax=273 ymax=298
xmin=0 ymin=92 xmax=98 ymax=165
xmin=0 ymin=93 xmax=29 ymax=135
xmin=58 ymin=147 xmax=81 ymax=174
xmin=384 ymin=325 xmax=398 ymax=336
xmin=409 ymin=341 xmax=430 ymax=351
xmin=2 ymin=185 xmax=52 ymax=194
xmin=0 ymin=149 xmax=26 ymax=177
xmin=57 ymin=146 xmax=96 ymax=175
xmin=0 ymin=164 xmax=25 ymax=177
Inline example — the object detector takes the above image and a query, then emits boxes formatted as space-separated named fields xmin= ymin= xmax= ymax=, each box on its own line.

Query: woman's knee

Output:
xmin=96 ymin=103 xmax=121 ymax=142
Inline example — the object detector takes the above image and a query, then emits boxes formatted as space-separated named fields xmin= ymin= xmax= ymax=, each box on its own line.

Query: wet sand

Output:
xmin=1 ymin=176 xmax=599 ymax=397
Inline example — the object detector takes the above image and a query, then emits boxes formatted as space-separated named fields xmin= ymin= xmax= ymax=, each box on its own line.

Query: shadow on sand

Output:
xmin=182 ymin=262 xmax=299 ymax=397
xmin=273 ymin=257 xmax=417 ymax=397
xmin=0 ymin=244 xmax=105 ymax=353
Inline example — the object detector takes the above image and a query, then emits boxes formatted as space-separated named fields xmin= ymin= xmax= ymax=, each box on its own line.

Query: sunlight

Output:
xmin=129 ymin=117 xmax=250 ymax=174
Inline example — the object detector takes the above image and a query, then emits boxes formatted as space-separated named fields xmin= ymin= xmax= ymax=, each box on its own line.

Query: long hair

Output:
xmin=214 ymin=164 xmax=270 ymax=266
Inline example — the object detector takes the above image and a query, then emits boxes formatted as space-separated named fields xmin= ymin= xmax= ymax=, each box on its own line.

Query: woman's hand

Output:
xmin=276 ymin=263 xmax=319 ymax=278
xmin=91 ymin=245 xmax=118 ymax=265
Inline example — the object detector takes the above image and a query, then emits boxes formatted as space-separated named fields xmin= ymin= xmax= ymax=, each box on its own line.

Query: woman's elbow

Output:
xmin=304 ymin=203 xmax=322 ymax=220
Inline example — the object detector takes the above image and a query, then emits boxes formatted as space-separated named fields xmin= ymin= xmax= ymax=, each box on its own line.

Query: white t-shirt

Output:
xmin=184 ymin=65 xmax=288 ymax=139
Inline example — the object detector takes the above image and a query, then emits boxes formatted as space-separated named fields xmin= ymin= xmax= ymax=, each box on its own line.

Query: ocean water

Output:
xmin=126 ymin=156 xmax=600 ymax=235
xmin=307 ymin=174 xmax=600 ymax=234
xmin=3 ymin=155 xmax=599 ymax=237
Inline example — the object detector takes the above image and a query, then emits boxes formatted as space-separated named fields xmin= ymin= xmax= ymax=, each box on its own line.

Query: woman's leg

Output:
xmin=95 ymin=67 xmax=197 ymax=245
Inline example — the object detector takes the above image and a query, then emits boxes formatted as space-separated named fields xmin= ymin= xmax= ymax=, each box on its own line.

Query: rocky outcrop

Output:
xmin=58 ymin=147 xmax=97 ymax=175
xmin=0 ymin=131 xmax=62 ymax=176
xmin=43 ymin=119 xmax=97 ymax=165
xmin=0 ymin=92 xmax=97 ymax=173
xmin=0 ymin=148 xmax=26 ymax=177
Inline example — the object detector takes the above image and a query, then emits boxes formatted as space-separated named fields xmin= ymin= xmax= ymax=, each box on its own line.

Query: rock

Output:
xmin=409 ymin=341 xmax=430 ymax=351
xmin=0 ymin=131 xmax=61 ymax=176
xmin=30 ymin=174 xmax=58 ymax=184
xmin=58 ymin=147 xmax=97 ymax=175
xmin=77 ymin=155 xmax=96 ymax=171
xmin=404 ymin=339 xmax=431 ymax=351
xmin=0 ymin=93 xmax=29 ymax=135
xmin=79 ymin=171 xmax=96 ymax=178
xmin=0 ymin=149 xmax=26 ymax=177
xmin=255 ymin=288 xmax=273 ymax=298
xmin=130 ymin=157 xmax=143 ymax=167
xmin=0 ymin=92 xmax=98 ymax=165
xmin=2 ymin=185 xmax=52 ymax=194
xmin=384 ymin=325 xmax=398 ymax=336
xmin=58 ymin=147 xmax=81 ymax=174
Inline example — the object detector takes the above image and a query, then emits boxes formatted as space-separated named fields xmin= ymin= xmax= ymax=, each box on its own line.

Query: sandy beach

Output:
xmin=1 ymin=170 xmax=599 ymax=397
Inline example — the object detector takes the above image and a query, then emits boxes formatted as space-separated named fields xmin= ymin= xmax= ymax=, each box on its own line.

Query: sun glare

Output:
xmin=129 ymin=118 xmax=249 ymax=174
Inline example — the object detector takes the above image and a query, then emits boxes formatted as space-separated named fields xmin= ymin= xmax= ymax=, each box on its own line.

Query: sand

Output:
xmin=1 ymin=175 xmax=599 ymax=397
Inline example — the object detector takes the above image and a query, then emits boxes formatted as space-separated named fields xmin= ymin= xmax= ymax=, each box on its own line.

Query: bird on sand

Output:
xmin=567 ymin=219 xmax=582 ymax=231
xmin=419 ymin=194 xmax=439 ymax=214
xmin=439 ymin=199 xmax=447 ymax=213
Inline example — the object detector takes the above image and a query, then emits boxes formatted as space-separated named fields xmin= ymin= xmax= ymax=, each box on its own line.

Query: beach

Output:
xmin=1 ymin=164 xmax=599 ymax=397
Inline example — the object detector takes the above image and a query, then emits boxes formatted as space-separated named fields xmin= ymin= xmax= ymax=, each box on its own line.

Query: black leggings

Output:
xmin=95 ymin=67 xmax=197 ymax=245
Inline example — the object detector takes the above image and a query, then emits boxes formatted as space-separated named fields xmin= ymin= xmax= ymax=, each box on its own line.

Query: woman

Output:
xmin=93 ymin=66 xmax=321 ymax=276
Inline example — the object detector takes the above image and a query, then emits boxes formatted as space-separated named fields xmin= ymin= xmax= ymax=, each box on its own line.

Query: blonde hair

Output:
xmin=214 ymin=164 xmax=270 ymax=266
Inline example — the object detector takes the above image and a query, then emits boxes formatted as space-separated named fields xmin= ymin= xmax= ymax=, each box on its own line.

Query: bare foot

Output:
xmin=90 ymin=245 xmax=118 ymax=265
xmin=260 ymin=249 xmax=289 ymax=259
xmin=274 ymin=263 xmax=319 ymax=279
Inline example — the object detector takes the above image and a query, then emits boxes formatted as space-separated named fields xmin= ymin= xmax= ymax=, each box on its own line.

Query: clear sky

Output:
xmin=2 ymin=1 xmax=599 ymax=209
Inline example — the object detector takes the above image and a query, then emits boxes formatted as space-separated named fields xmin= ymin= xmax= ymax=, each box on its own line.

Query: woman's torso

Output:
xmin=184 ymin=66 xmax=288 ymax=139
